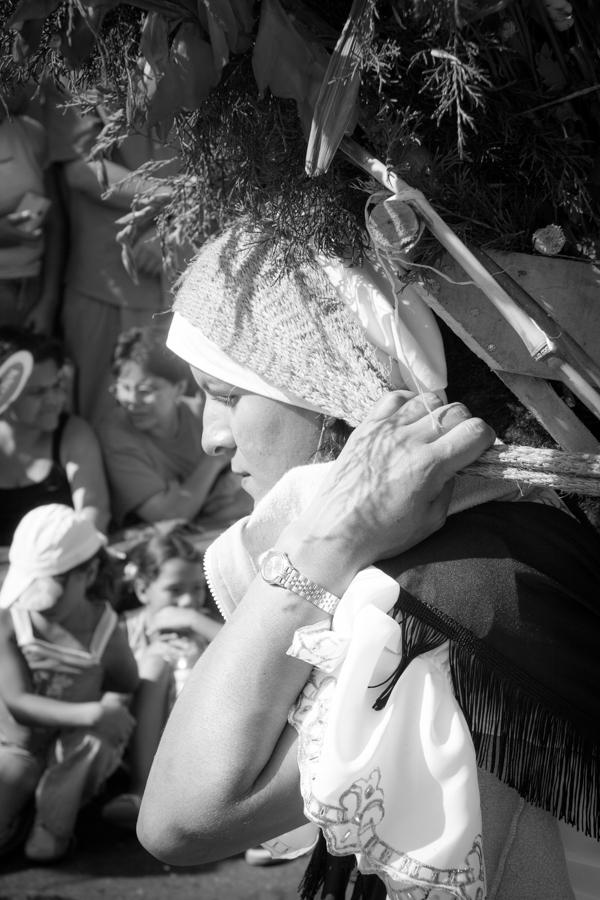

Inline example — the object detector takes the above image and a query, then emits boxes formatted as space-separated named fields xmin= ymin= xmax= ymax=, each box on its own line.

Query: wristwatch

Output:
xmin=259 ymin=548 xmax=341 ymax=616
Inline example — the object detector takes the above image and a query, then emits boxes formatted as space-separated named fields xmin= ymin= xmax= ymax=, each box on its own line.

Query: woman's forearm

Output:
xmin=138 ymin=556 xmax=341 ymax=864
xmin=135 ymin=459 xmax=226 ymax=523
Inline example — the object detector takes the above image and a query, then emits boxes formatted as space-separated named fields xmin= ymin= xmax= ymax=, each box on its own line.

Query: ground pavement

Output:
xmin=0 ymin=800 xmax=309 ymax=900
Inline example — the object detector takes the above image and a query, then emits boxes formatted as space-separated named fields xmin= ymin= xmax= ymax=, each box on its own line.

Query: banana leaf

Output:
xmin=305 ymin=0 xmax=372 ymax=176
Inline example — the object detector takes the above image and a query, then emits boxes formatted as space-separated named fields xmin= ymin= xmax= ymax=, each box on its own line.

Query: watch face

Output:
xmin=261 ymin=550 xmax=288 ymax=583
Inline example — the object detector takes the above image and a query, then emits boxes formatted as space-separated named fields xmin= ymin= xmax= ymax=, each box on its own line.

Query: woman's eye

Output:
xmin=213 ymin=393 xmax=237 ymax=406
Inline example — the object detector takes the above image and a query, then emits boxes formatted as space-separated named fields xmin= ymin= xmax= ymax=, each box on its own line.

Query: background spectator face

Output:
xmin=112 ymin=359 xmax=183 ymax=433
xmin=18 ymin=566 xmax=88 ymax=624
xmin=8 ymin=357 xmax=66 ymax=431
xmin=136 ymin=557 xmax=205 ymax=615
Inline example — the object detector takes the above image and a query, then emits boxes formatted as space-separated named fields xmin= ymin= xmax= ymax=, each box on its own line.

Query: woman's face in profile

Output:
xmin=191 ymin=367 xmax=323 ymax=504
xmin=10 ymin=359 xmax=66 ymax=432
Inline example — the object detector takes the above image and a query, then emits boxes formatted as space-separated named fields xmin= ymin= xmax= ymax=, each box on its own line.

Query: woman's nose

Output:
xmin=202 ymin=402 xmax=234 ymax=456
xmin=177 ymin=593 xmax=197 ymax=608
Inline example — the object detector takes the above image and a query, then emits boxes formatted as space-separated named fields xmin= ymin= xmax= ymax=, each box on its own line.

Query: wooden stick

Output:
xmin=340 ymin=136 xmax=600 ymax=422
xmin=341 ymin=137 xmax=554 ymax=360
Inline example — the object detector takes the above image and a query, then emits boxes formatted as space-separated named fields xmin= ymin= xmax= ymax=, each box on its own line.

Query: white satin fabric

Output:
xmin=282 ymin=568 xmax=485 ymax=899
xmin=317 ymin=255 xmax=447 ymax=396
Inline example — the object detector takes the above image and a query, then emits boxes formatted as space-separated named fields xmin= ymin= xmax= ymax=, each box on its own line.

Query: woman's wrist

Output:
xmin=275 ymin=520 xmax=360 ymax=600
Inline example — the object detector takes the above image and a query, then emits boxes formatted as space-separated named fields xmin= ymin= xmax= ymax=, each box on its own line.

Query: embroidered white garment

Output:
xmin=288 ymin=569 xmax=484 ymax=899
xmin=202 ymin=463 xmax=551 ymax=896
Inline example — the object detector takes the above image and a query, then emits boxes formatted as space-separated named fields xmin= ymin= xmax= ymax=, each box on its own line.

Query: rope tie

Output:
xmin=465 ymin=446 xmax=600 ymax=496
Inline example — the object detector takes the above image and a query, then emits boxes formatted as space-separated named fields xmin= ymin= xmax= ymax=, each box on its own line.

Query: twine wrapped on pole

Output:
xmin=466 ymin=446 xmax=600 ymax=496
xmin=340 ymin=137 xmax=600 ymax=423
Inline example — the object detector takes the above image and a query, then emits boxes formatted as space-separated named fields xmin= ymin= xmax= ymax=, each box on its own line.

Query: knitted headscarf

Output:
xmin=170 ymin=220 xmax=446 ymax=426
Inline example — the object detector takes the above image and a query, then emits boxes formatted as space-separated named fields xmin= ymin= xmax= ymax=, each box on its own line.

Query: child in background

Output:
xmin=101 ymin=527 xmax=220 ymax=830
xmin=0 ymin=504 xmax=138 ymax=863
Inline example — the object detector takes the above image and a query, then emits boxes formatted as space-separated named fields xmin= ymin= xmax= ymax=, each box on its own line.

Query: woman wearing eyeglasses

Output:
xmin=97 ymin=325 xmax=250 ymax=531
xmin=0 ymin=326 xmax=110 ymax=550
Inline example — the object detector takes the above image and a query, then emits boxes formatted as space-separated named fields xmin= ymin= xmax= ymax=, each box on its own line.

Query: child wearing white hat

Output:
xmin=0 ymin=504 xmax=139 ymax=862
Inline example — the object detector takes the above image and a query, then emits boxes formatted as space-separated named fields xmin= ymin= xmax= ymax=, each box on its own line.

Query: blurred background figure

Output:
xmin=97 ymin=325 xmax=249 ymax=532
xmin=0 ymin=505 xmax=138 ymax=863
xmin=0 ymin=82 xmax=63 ymax=334
xmin=102 ymin=526 xmax=221 ymax=831
xmin=54 ymin=96 xmax=177 ymax=421
xmin=0 ymin=327 xmax=110 ymax=551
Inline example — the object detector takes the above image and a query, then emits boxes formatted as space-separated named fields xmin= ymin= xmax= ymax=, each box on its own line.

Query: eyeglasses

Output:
xmin=110 ymin=379 xmax=170 ymax=402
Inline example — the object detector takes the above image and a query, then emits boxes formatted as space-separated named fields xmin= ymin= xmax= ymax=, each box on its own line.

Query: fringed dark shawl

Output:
xmin=299 ymin=500 xmax=600 ymax=900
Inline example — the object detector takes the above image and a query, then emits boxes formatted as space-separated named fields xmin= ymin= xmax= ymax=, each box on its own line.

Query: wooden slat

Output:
xmin=412 ymin=251 xmax=600 ymax=451
xmin=425 ymin=251 xmax=600 ymax=378
xmin=496 ymin=372 xmax=600 ymax=453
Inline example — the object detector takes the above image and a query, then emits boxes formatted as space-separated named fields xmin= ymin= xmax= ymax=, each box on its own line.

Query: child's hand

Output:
xmin=95 ymin=693 xmax=136 ymax=747
xmin=149 ymin=606 xmax=198 ymax=636
xmin=0 ymin=211 xmax=43 ymax=245
xmin=149 ymin=606 xmax=221 ymax=642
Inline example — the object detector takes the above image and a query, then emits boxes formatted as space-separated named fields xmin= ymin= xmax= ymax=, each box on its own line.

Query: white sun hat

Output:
xmin=0 ymin=504 xmax=107 ymax=611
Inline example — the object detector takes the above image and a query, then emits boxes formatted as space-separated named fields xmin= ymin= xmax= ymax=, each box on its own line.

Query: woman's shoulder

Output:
xmin=379 ymin=499 xmax=600 ymax=636
xmin=60 ymin=413 xmax=100 ymax=446
xmin=95 ymin=407 xmax=145 ymax=449
xmin=384 ymin=500 xmax=599 ymax=579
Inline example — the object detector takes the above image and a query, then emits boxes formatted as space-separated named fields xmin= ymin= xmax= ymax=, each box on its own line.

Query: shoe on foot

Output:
xmin=101 ymin=792 xmax=141 ymax=831
xmin=244 ymin=846 xmax=276 ymax=866
xmin=24 ymin=822 xmax=71 ymax=863
xmin=0 ymin=803 xmax=35 ymax=859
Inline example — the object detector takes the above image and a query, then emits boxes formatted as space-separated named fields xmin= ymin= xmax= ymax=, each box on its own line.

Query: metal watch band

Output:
xmin=260 ymin=549 xmax=341 ymax=615
xmin=278 ymin=566 xmax=340 ymax=615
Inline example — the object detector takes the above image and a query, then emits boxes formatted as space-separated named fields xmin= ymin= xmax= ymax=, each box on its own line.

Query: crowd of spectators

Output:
xmin=0 ymin=77 xmax=250 ymax=547
xmin=0 ymin=80 xmax=249 ymax=863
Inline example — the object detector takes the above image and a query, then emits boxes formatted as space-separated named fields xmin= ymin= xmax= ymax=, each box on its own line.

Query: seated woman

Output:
xmin=97 ymin=325 xmax=250 ymax=531
xmin=0 ymin=327 xmax=110 ymax=549
xmin=138 ymin=221 xmax=600 ymax=900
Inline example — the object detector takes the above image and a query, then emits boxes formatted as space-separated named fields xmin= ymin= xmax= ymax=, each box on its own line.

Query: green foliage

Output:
xmin=1 ymin=0 xmax=599 ymax=266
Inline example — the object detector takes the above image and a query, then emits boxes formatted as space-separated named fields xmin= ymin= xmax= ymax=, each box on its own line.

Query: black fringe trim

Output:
xmin=373 ymin=607 xmax=447 ymax=710
xmin=298 ymin=833 xmax=386 ymax=900
xmin=384 ymin=589 xmax=600 ymax=839
xmin=298 ymin=584 xmax=600 ymax=900
xmin=298 ymin=832 xmax=330 ymax=900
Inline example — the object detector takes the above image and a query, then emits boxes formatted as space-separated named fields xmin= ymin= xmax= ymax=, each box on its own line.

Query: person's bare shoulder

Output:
xmin=60 ymin=414 xmax=102 ymax=454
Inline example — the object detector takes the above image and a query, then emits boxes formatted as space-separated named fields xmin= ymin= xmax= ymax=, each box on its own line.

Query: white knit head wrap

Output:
xmin=169 ymin=221 xmax=446 ymax=426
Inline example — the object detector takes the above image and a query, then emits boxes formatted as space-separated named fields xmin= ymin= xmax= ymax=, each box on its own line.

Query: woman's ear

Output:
xmin=134 ymin=577 xmax=148 ymax=604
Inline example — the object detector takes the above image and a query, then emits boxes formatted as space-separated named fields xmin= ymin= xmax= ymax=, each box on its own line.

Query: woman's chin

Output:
xmin=129 ymin=413 xmax=156 ymax=432
xmin=241 ymin=475 xmax=263 ymax=505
